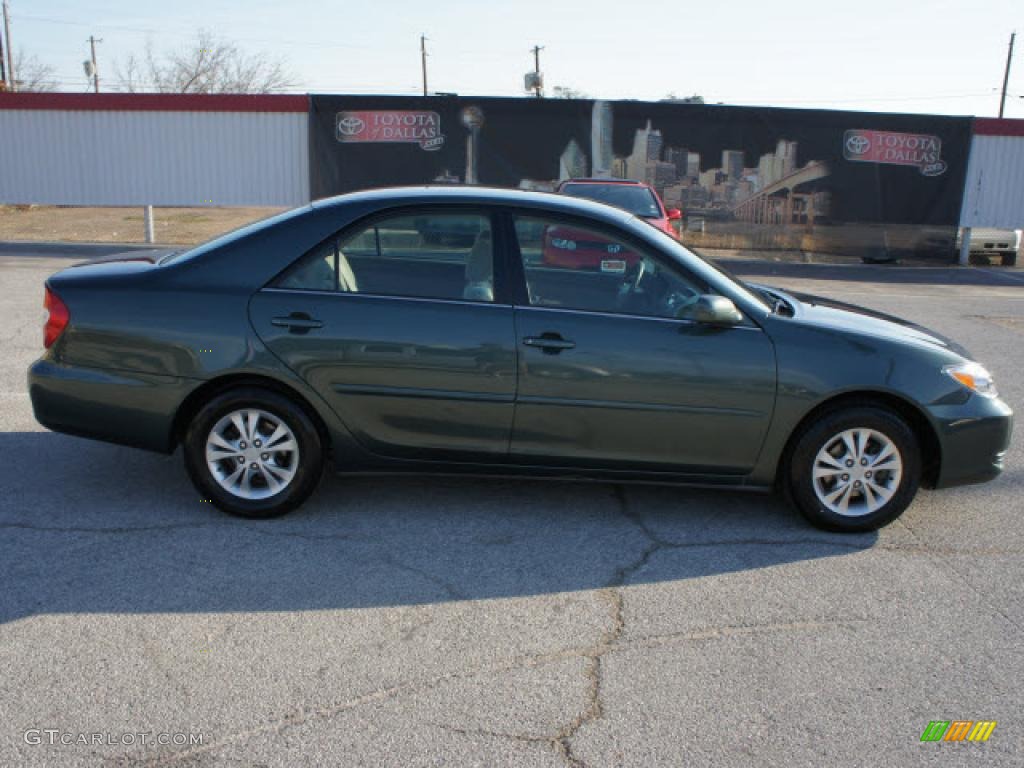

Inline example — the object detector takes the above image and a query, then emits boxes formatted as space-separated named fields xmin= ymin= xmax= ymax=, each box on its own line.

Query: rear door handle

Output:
xmin=271 ymin=313 xmax=323 ymax=333
xmin=523 ymin=334 xmax=576 ymax=353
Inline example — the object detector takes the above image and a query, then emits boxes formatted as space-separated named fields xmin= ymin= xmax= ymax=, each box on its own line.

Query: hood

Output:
xmin=783 ymin=288 xmax=972 ymax=359
xmin=639 ymin=215 xmax=672 ymax=233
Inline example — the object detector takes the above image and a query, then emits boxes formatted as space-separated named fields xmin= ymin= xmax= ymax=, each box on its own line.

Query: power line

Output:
xmin=14 ymin=12 xmax=530 ymax=58
xmin=13 ymin=13 xmax=374 ymax=51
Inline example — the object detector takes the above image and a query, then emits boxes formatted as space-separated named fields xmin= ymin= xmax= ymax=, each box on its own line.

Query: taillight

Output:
xmin=43 ymin=285 xmax=70 ymax=348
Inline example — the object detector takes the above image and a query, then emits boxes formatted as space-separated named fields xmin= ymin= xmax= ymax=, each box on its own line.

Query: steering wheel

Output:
xmin=615 ymin=259 xmax=646 ymax=312
xmin=630 ymin=258 xmax=647 ymax=292
xmin=663 ymin=285 xmax=702 ymax=318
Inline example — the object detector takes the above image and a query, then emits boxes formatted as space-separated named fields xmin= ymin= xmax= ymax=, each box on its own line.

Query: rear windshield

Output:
xmin=561 ymin=183 xmax=662 ymax=219
xmin=159 ymin=207 xmax=309 ymax=265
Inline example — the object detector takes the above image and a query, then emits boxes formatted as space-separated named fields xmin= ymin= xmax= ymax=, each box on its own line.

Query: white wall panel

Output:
xmin=0 ymin=109 xmax=309 ymax=207
xmin=960 ymin=135 xmax=1024 ymax=228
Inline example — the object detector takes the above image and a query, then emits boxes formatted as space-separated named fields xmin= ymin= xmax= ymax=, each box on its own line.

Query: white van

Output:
xmin=958 ymin=227 xmax=1022 ymax=266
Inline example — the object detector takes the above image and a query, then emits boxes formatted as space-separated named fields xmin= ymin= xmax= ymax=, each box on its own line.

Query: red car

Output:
xmin=545 ymin=179 xmax=682 ymax=269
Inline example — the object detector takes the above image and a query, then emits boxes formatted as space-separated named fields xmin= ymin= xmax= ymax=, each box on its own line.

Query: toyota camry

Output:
xmin=28 ymin=187 xmax=1012 ymax=531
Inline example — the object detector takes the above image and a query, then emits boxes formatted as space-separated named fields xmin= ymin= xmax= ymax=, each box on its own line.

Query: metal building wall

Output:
xmin=0 ymin=94 xmax=310 ymax=207
xmin=960 ymin=119 xmax=1024 ymax=228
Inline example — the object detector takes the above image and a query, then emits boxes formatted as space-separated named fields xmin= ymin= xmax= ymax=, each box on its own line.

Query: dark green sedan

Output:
xmin=28 ymin=187 xmax=1012 ymax=531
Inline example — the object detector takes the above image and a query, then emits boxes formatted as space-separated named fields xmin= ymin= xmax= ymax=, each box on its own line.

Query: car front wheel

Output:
xmin=184 ymin=387 xmax=324 ymax=518
xmin=788 ymin=406 xmax=921 ymax=532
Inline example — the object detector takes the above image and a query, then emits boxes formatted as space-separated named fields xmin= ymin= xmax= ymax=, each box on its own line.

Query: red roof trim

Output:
xmin=0 ymin=92 xmax=308 ymax=113
xmin=974 ymin=117 xmax=1024 ymax=137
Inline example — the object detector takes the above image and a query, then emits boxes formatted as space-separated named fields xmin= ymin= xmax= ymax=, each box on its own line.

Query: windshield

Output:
xmin=561 ymin=183 xmax=662 ymax=218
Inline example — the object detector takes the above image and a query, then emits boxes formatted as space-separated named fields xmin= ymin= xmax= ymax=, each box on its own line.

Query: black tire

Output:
xmin=184 ymin=387 xmax=324 ymax=519
xmin=787 ymin=405 xmax=920 ymax=532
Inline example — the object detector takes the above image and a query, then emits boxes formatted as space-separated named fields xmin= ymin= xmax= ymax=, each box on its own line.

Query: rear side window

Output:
xmin=273 ymin=212 xmax=494 ymax=303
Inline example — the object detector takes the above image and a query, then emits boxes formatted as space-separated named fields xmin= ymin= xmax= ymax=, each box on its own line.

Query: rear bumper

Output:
xmin=931 ymin=395 xmax=1013 ymax=489
xmin=28 ymin=358 xmax=198 ymax=453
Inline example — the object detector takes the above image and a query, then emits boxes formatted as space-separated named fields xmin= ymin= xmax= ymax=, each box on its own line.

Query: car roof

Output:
xmin=311 ymin=185 xmax=637 ymax=224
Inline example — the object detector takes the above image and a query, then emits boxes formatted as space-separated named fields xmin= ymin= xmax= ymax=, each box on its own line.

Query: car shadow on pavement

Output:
xmin=0 ymin=431 xmax=878 ymax=624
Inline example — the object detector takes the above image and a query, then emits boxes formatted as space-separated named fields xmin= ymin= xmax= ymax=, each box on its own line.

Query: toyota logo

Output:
xmin=845 ymin=134 xmax=870 ymax=155
xmin=337 ymin=116 xmax=365 ymax=136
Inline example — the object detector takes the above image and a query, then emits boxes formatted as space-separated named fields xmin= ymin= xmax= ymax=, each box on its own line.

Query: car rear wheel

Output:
xmin=787 ymin=406 xmax=920 ymax=532
xmin=184 ymin=387 xmax=323 ymax=518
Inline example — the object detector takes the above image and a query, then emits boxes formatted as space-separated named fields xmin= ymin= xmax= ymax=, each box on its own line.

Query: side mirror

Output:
xmin=666 ymin=208 xmax=683 ymax=221
xmin=691 ymin=294 xmax=744 ymax=326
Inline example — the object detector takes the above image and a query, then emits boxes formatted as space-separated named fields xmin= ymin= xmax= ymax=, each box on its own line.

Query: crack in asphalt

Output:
xmin=0 ymin=522 xmax=224 ymax=535
xmin=896 ymin=517 xmax=1024 ymax=635
xmin=115 ymin=607 xmax=869 ymax=766
xmin=379 ymin=554 xmax=469 ymax=601
xmin=3 ymin=518 xmax=1021 ymax=557
xmin=549 ymin=488 xmax=640 ymax=768
xmin=551 ymin=590 xmax=621 ymax=768
xmin=8 ymin=487 xmax=1018 ymax=767
xmin=552 ymin=485 xmax=878 ymax=767
xmin=0 ymin=521 xmax=364 ymax=543
xmin=136 ymin=626 xmax=194 ymax=707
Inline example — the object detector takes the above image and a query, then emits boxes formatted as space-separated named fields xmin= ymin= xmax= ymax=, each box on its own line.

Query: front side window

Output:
xmin=513 ymin=216 xmax=710 ymax=320
xmin=274 ymin=212 xmax=494 ymax=302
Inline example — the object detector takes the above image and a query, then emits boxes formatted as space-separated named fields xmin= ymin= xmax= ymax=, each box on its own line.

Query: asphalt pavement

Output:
xmin=1 ymin=247 xmax=1022 ymax=767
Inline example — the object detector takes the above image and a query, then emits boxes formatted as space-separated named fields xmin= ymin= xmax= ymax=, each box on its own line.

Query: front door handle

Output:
xmin=523 ymin=334 xmax=576 ymax=354
xmin=271 ymin=313 xmax=323 ymax=334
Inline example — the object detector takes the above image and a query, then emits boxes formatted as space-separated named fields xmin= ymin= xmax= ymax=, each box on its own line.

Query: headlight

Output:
xmin=944 ymin=362 xmax=998 ymax=399
xmin=550 ymin=238 xmax=576 ymax=250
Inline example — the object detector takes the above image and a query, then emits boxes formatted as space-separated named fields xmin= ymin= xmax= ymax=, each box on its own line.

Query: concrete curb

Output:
xmin=0 ymin=241 xmax=173 ymax=258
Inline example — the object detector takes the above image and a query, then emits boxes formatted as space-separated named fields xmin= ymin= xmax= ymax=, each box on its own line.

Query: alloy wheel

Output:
xmin=205 ymin=408 xmax=300 ymax=500
xmin=811 ymin=428 xmax=903 ymax=517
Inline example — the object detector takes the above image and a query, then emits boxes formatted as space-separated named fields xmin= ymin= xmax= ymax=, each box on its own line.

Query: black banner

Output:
xmin=309 ymin=95 xmax=972 ymax=261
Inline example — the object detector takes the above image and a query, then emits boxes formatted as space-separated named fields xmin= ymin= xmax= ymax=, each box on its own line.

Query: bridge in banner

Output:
xmin=732 ymin=161 xmax=830 ymax=225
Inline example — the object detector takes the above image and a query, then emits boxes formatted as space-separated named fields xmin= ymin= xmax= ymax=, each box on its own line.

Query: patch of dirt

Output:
xmin=0 ymin=205 xmax=287 ymax=245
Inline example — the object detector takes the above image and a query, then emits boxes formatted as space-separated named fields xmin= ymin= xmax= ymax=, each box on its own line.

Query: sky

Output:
xmin=6 ymin=0 xmax=1023 ymax=118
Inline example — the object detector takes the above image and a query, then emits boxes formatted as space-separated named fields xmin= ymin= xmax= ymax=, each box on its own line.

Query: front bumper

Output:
xmin=28 ymin=358 xmax=199 ymax=454
xmin=931 ymin=395 xmax=1013 ymax=489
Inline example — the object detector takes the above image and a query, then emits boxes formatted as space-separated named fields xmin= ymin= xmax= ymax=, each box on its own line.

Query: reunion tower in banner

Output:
xmin=591 ymin=101 xmax=614 ymax=178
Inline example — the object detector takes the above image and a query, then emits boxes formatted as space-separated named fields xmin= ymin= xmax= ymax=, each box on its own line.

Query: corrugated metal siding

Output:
xmin=0 ymin=110 xmax=309 ymax=206
xmin=960 ymin=134 xmax=1024 ymax=228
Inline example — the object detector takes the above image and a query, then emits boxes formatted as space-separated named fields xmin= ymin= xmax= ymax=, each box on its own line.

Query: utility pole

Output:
xmin=0 ymin=11 xmax=7 ymax=91
xmin=531 ymin=45 xmax=543 ymax=98
xmin=3 ymin=0 xmax=14 ymax=91
xmin=88 ymin=35 xmax=102 ymax=93
xmin=998 ymin=31 xmax=1015 ymax=118
xmin=420 ymin=35 xmax=428 ymax=97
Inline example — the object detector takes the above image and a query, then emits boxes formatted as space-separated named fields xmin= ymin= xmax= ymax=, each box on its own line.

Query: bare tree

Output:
xmin=551 ymin=85 xmax=589 ymax=99
xmin=12 ymin=50 xmax=56 ymax=92
xmin=662 ymin=92 xmax=705 ymax=104
xmin=116 ymin=30 xmax=294 ymax=94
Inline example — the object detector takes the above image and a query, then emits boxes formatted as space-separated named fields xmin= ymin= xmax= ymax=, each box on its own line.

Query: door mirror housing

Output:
xmin=691 ymin=295 xmax=744 ymax=326
xmin=666 ymin=208 xmax=683 ymax=221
